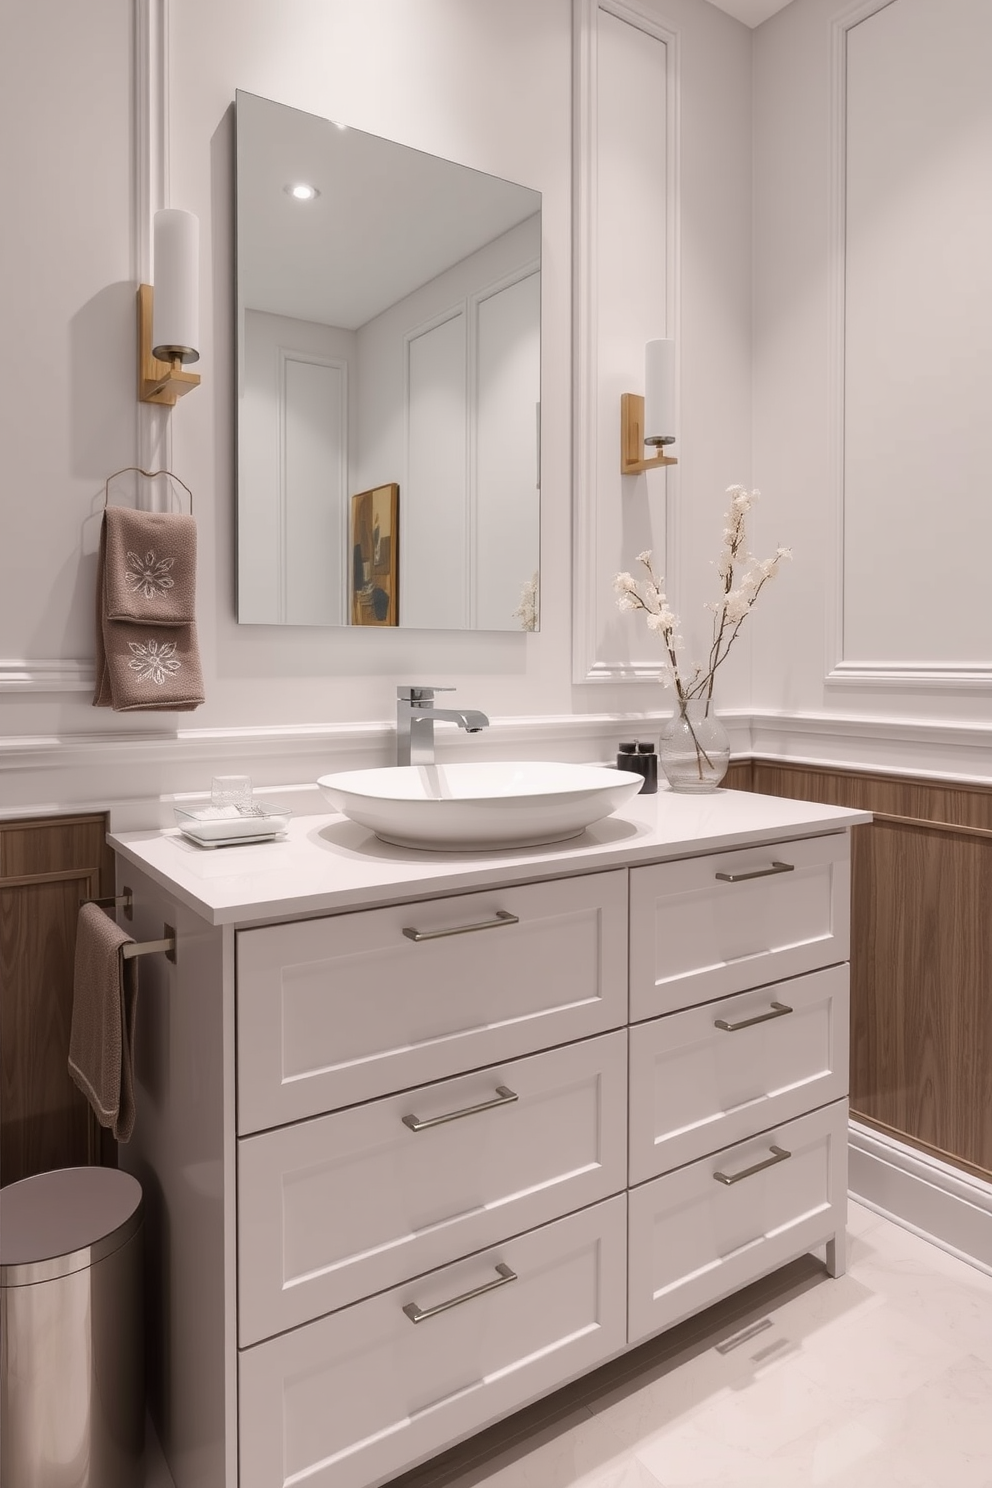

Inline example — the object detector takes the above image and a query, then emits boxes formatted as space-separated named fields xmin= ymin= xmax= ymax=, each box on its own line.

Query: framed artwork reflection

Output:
xmin=350 ymin=483 xmax=399 ymax=626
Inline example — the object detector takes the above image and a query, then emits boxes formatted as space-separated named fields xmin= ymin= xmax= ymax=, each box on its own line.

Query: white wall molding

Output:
xmin=571 ymin=0 xmax=680 ymax=685
xmin=0 ymin=660 xmax=95 ymax=693
xmin=825 ymin=0 xmax=894 ymax=686
xmin=750 ymin=707 xmax=992 ymax=785
xmin=827 ymin=661 xmax=992 ymax=689
xmin=6 ymin=706 xmax=992 ymax=821
xmin=135 ymin=0 xmax=172 ymax=486
xmin=0 ymin=711 xmax=695 ymax=827
xmin=571 ymin=0 xmax=598 ymax=683
xmin=849 ymin=1120 xmax=992 ymax=1277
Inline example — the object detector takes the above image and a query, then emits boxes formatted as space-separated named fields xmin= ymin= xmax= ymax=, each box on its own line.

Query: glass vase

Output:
xmin=659 ymin=698 xmax=730 ymax=793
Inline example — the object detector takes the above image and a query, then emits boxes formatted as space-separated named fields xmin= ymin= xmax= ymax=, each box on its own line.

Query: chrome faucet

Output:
xmin=396 ymin=686 xmax=489 ymax=767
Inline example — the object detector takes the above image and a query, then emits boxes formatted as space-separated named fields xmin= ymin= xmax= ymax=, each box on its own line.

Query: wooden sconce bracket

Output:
xmin=620 ymin=393 xmax=677 ymax=475
xmin=137 ymin=284 xmax=201 ymax=406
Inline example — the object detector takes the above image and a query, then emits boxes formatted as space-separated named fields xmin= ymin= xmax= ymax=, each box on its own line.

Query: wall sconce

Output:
xmin=620 ymin=338 xmax=677 ymax=475
xmin=138 ymin=209 xmax=201 ymax=405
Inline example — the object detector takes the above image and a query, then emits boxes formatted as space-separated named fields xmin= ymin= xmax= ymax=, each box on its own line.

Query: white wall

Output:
xmin=751 ymin=0 xmax=992 ymax=780
xmin=0 ymin=0 xmax=755 ymax=818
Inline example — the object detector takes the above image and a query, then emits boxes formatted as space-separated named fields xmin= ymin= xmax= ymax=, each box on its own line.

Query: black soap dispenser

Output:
xmin=636 ymin=740 xmax=658 ymax=794
xmin=616 ymin=740 xmax=658 ymax=794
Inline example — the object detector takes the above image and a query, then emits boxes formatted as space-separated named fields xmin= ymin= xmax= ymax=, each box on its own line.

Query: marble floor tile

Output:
xmin=845 ymin=1198 xmax=886 ymax=1237
xmin=435 ymin=1408 xmax=664 ymax=1488
xmin=768 ymin=1352 xmax=992 ymax=1488
xmin=845 ymin=1216 xmax=992 ymax=1368
xmin=790 ymin=1288 xmax=969 ymax=1406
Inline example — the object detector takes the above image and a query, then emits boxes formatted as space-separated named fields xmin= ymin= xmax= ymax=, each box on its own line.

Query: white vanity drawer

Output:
xmin=628 ymin=964 xmax=849 ymax=1184
xmin=627 ymin=1099 xmax=848 ymax=1344
xmin=238 ymin=1195 xmax=627 ymax=1488
xmin=236 ymin=870 xmax=628 ymax=1133
xmin=629 ymin=832 xmax=850 ymax=1021
xmin=237 ymin=1030 xmax=627 ymax=1345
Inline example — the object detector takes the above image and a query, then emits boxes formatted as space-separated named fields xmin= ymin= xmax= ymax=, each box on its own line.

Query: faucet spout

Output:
xmin=396 ymin=686 xmax=489 ymax=766
xmin=427 ymin=708 xmax=490 ymax=733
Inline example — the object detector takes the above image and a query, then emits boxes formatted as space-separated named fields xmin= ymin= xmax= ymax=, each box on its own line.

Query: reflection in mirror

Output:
xmin=235 ymin=91 xmax=542 ymax=631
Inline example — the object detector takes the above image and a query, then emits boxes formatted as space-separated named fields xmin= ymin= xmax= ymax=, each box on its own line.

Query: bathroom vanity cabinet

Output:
xmin=110 ymin=789 xmax=869 ymax=1488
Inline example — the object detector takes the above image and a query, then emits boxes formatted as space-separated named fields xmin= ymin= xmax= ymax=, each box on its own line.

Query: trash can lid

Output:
xmin=1 ymin=1166 xmax=143 ymax=1286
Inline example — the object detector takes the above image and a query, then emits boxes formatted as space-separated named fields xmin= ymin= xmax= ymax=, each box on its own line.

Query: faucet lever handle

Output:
xmin=397 ymin=685 xmax=455 ymax=701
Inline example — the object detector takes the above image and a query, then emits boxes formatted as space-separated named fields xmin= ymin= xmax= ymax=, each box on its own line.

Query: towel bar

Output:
xmin=122 ymin=925 xmax=177 ymax=965
xmin=81 ymin=888 xmax=133 ymax=920
xmin=81 ymin=890 xmax=176 ymax=963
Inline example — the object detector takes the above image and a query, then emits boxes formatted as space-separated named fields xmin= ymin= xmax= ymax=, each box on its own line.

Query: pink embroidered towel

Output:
xmin=93 ymin=508 xmax=205 ymax=711
xmin=68 ymin=903 xmax=139 ymax=1143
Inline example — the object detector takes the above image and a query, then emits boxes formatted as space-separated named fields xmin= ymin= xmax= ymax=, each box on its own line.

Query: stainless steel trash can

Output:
xmin=1 ymin=1166 xmax=144 ymax=1488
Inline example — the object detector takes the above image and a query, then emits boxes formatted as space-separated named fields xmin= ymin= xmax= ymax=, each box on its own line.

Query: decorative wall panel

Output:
xmin=572 ymin=0 xmax=679 ymax=682
xmin=832 ymin=0 xmax=992 ymax=684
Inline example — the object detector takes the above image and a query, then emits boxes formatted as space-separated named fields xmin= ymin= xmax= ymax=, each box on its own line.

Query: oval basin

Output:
xmin=317 ymin=761 xmax=643 ymax=851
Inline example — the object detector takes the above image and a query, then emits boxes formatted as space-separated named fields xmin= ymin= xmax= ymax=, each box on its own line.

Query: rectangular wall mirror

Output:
xmin=235 ymin=90 xmax=542 ymax=631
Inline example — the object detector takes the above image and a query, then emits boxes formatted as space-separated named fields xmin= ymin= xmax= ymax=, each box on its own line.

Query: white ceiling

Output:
xmin=706 ymin=0 xmax=792 ymax=26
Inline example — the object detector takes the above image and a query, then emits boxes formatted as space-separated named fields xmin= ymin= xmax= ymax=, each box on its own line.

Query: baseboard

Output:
xmin=849 ymin=1119 xmax=992 ymax=1276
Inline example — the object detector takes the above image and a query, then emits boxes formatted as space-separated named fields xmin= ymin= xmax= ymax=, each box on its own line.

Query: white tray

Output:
xmin=178 ymin=827 xmax=286 ymax=850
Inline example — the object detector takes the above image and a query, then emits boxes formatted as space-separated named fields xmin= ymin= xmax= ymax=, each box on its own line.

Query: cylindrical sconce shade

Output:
xmin=644 ymin=338 xmax=675 ymax=446
xmin=152 ymin=209 xmax=199 ymax=364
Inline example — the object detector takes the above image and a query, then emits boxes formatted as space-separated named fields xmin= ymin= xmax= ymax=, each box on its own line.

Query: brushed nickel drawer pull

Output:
xmin=713 ymin=1144 xmax=791 ymax=1186
xmin=402 ymin=909 xmax=519 ymax=942
xmin=402 ymin=1085 xmax=519 ymax=1132
xmin=402 ymin=1263 xmax=517 ymax=1323
xmin=714 ymin=1001 xmax=793 ymax=1032
xmin=715 ymin=860 xmax=795 ymax=883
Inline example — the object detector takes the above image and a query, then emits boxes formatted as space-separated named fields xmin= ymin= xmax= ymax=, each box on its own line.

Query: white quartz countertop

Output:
xmin=109 ymin=786 xmax=871 ymax=927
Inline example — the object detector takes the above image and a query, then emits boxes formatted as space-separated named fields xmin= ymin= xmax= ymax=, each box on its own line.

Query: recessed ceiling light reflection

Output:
xmin=284 ymin=183 xmax=320 ymax=201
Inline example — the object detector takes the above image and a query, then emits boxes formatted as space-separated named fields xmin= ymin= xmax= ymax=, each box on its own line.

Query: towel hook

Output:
xmin=102 ymin=466 xmax=194 ymax=516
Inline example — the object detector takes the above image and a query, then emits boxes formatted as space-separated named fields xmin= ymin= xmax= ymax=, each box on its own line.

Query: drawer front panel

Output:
xmin=239 ymin=1196 xmax=627 ymax=1488
xmin=628 ymin=1100 xmax=848 ymax=1344
xmin=238 ymin=1031 xmax=628 ymax=1345
xmin=628 ymin=965 xmax=849 ymax=1184
xmin=629 ymin=833 xmax=850 ymax=1021
xmin=237 ymin=870 xmax=628 ymax=1133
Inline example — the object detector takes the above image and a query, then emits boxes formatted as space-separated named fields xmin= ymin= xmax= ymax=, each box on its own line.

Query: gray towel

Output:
xmin=93 ymin=508 xmax=205 ymax=711
xmin=68 ymin=903 xmax=139 ymax=1142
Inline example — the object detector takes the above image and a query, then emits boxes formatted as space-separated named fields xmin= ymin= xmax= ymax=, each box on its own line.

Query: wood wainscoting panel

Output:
xmin=0 ymin=814 xmax=116 ymax=1186
xmin=1 ymin=816 xmax=119 ymax=878
xmin=748 ymin=762 xmax=992 ymax=1182
xmin=723 ymin=760 xmax=754 ymax=791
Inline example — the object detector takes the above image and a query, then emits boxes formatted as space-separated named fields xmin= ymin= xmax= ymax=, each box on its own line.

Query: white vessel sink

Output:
xmin=317 ymin=761 xmax=643 ymax=851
